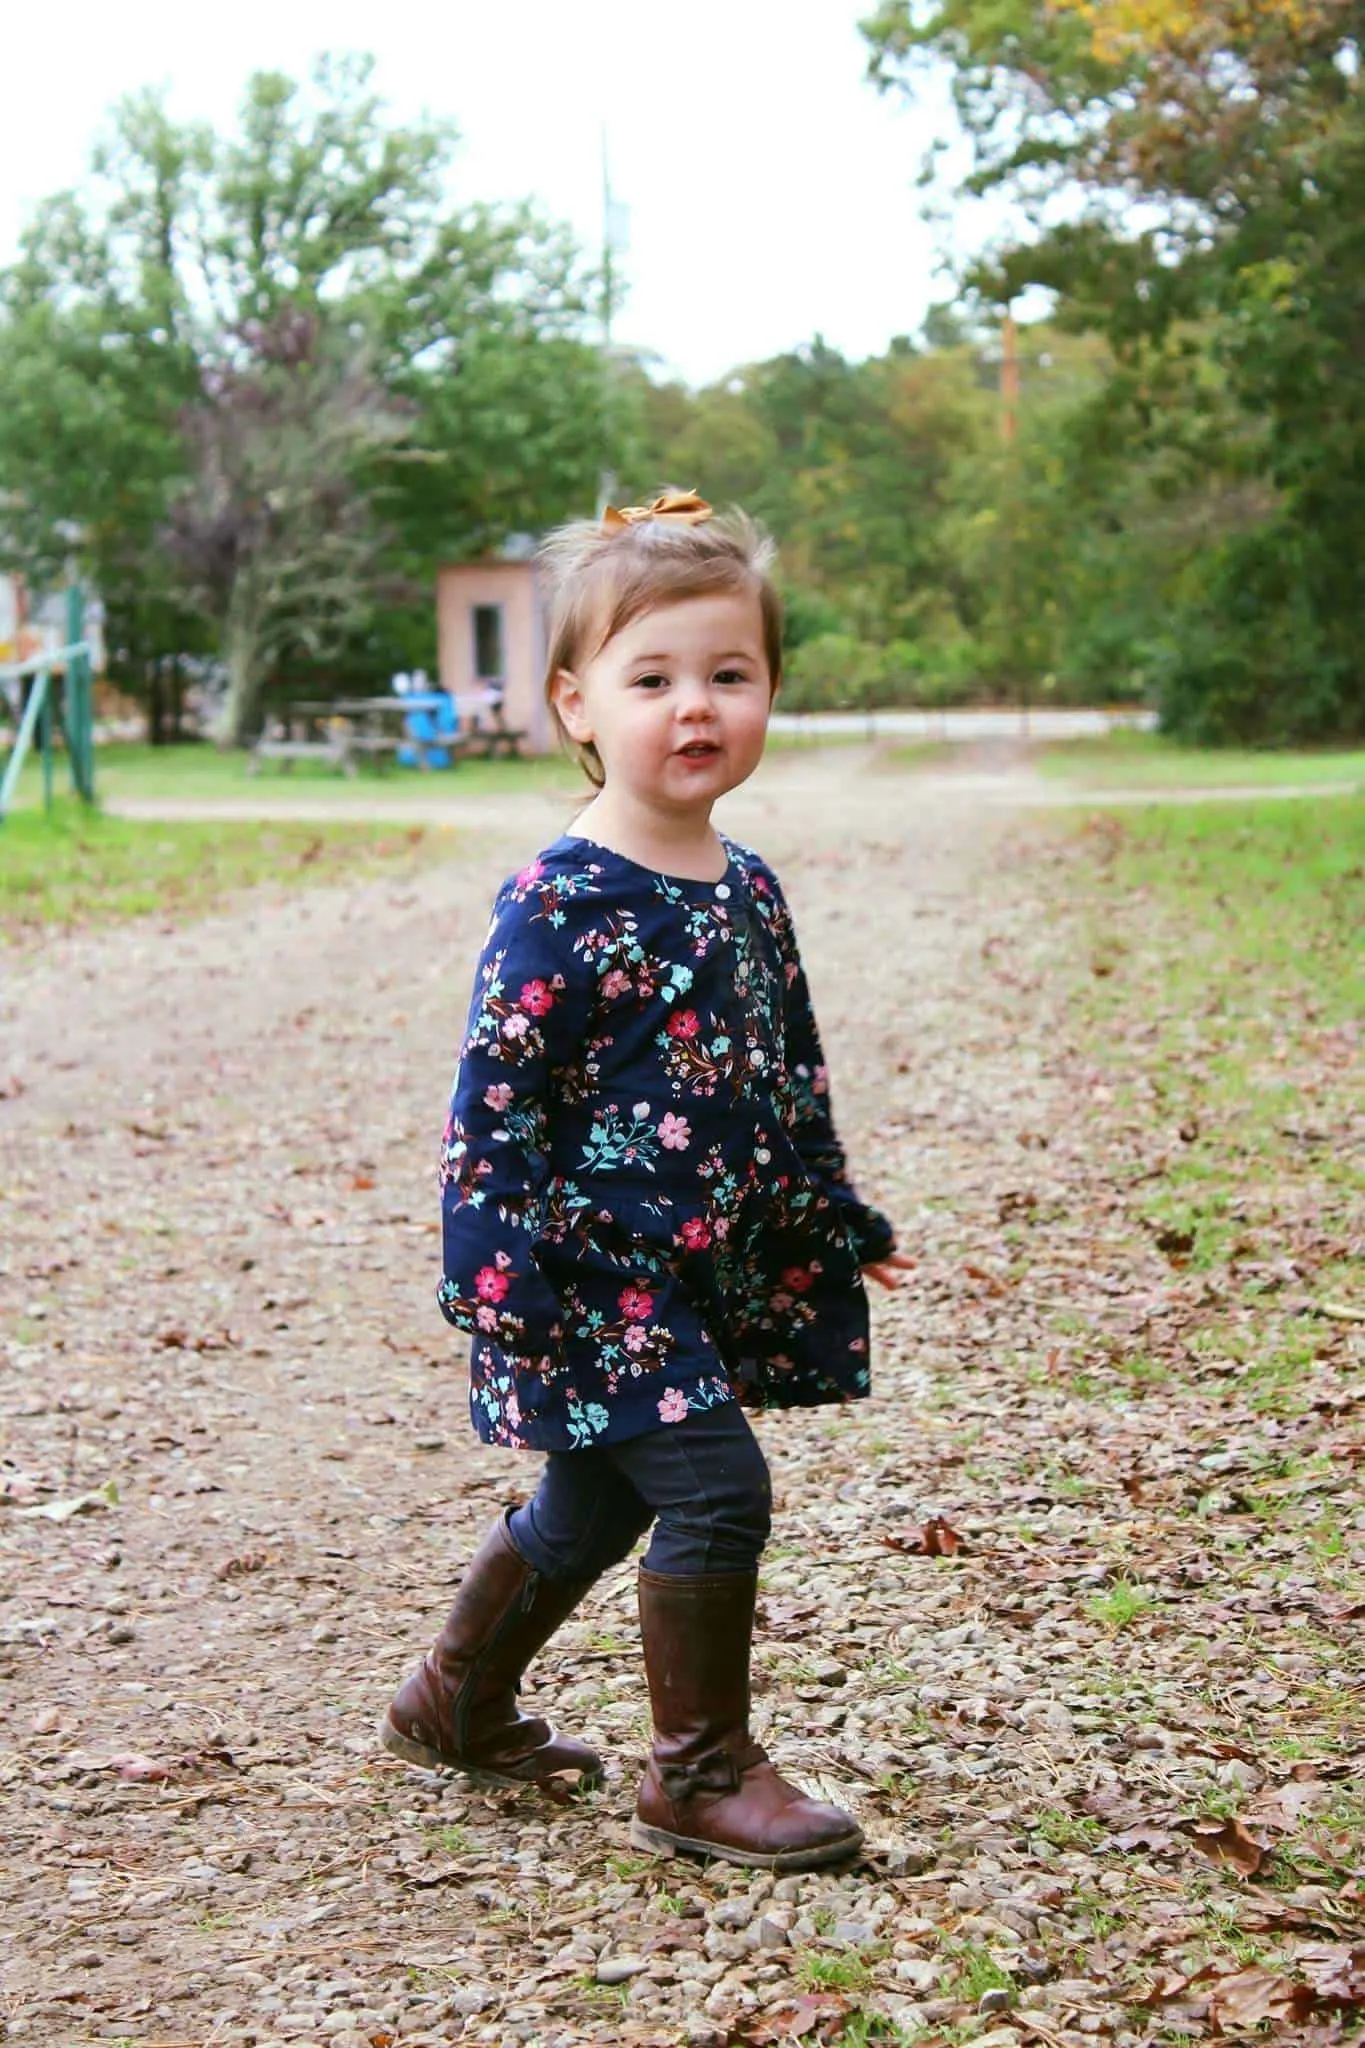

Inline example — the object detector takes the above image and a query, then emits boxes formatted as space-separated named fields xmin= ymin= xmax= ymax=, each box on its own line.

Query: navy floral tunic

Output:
xmin=438 ymin=834 xmax=895 ymax=1451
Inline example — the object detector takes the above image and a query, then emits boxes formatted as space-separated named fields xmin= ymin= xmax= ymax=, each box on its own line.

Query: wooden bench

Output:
xmin=250 ymin=700 xmax=407 ymax=776
xmin=448 ymin=692 xmax=527 ymax=760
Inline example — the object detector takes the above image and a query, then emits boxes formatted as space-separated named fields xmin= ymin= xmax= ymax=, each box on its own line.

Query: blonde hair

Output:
xmin=539 ymin=497 xmax=783 ymax=787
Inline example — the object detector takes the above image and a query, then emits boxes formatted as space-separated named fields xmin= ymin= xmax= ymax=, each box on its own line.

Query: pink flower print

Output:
xmin=601 ymin=969 xmax=631 ymax=1000
xmin=771 ymin=1290 xmax=794 ymax=1313
xmin=475 ymin=1303 xmax=499 ymax=1331
xmin=679 ymin=1216 xmax=712 ymax=1251
xmin=484 ymin=1081 xmax=514 ymax=1112
xmin=519 ymin=979 xmax=554 ymax=1016
xmin=505 ymin=1392 xmax=522 ymax=1426
xmin=619 ymin=1284 xmax=653 ymax=1323
xmin=667 ymin=1009 xmax=701 ymax=1040
xmin=659 ymin=1112 xmax=691 ymax=1151
xmin=515 ymin=858 xmax=545 ymax=889
xmin=657 ymin=1387 xmax=689 ymax=1423
xmin=502 ymin=1013 xmax=529 ymax=1040
xmin=623 ymin=1324 xmax=649 ymax=1354
xmin=812 ymin=1063 xmax=830 ymax=1096
xmin=782 ymin=1265 xmax=815 ymax=1294
xmin=475 ymin=1266 xmax=510 ymax=1303
xmin=493 ymin=1249 xmax=512 ymax=1270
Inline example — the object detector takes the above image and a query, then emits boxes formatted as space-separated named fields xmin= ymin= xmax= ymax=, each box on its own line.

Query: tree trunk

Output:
xmin=147 ymin=661 xmax=166 ymax=747
xmin=216 ymin=604 xmax=264 ymax=748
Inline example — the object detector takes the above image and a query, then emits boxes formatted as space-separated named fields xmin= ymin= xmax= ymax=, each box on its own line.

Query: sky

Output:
xmin=0 ymin=0 xmax=976 ymax=387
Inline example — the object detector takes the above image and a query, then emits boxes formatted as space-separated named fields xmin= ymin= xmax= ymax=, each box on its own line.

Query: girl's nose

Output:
xmin=675 ymin=682 xmax=716 ymax=721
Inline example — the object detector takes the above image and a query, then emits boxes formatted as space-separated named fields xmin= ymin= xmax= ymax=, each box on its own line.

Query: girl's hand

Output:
xmin=863 ymin=1252 xmax=915 ymax=1290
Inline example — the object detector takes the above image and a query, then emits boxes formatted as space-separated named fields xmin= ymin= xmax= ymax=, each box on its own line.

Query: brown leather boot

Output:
xmin=630 ymin=1565 xmax=863 ymax=1870
xmin=379 ymin=1514 xmax=602 ymax=1787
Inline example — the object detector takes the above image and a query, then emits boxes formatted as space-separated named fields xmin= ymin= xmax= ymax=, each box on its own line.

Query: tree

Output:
xmin=163 ymin=309 xmax=413 ymax=743
xmin=0 ymin=57 xmax=618 ymax=741
xmin=863 ymin=0 xmax=1365 ymax=740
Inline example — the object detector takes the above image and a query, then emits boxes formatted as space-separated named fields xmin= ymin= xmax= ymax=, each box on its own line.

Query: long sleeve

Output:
xmin=437 ymin=877 xmax=594 ymax=1357
xmin=768 ymin=878 xmax=897 ymax=1267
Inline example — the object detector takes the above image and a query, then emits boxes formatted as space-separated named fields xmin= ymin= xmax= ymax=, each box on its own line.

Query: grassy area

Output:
xmin=7 ymin=739 xmax=581 ymax=808
xmin=0 ymin=801 xmax=453 ymax=941
xmin=1034 ymin=728 xmax=1365 ymax=788
xmin=1061 ymin=793 xmax=1364 ymax=1390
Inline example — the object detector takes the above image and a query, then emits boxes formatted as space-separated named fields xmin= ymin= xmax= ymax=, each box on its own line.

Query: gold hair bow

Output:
xmin=601 ymin=488 xmax=713 ymax=534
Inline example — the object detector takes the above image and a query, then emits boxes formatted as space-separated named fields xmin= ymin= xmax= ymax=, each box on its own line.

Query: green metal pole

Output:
xmin=64 ymin=586 xmax=95 ymax=803
xmin=39 ymin=667 xmax=54 ymax=813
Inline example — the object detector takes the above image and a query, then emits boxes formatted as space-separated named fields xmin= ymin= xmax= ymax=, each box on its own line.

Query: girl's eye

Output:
xmin=633 ymin=672 xmax=669 ymax=690
xmin=715 ymin=669 xmax=749 ymax=686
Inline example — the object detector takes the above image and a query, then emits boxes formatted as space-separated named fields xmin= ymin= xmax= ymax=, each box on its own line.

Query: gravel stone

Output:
xmin=595 ymin=1954 xmax=649 ymax=1985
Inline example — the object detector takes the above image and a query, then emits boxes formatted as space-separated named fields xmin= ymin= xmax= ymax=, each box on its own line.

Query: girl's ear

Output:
xmin=551 ymin=669 xmax=594 ymax=745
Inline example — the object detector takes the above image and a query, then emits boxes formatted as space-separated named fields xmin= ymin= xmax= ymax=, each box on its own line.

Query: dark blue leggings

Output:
xmin=507 ymin=1399 xmax=771 ymax=1580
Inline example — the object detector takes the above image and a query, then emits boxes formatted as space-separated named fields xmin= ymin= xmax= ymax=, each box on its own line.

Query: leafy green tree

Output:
xmin=864 ymin=0 xmax=1365 ymax=740
xmin=0 ymin=57 xmax=617 ymax=741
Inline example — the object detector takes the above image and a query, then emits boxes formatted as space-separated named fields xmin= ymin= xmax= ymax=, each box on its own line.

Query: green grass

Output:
xmin=1087 ymin=1580 xmax=1155 ymax=1630
xmin=1035 ymin=728 xmax=1365 ymax=789
xmin=1049 ymin=793 xmax=1363 ymax=1761
xmin=0 ymin=800 xmax=451 ymax=940
xmin=7 ymin=738 xmax=581 ymax=809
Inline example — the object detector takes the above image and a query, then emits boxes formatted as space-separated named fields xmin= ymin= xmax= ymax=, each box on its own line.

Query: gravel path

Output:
xmin=2 ymin=755 xmax=1356 ymax=2048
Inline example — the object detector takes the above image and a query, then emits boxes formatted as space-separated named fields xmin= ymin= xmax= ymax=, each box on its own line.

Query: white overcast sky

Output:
xmin=0 ymin=0 xmax=977 ymax=387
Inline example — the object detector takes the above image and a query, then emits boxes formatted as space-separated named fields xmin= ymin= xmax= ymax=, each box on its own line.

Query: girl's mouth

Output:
xmin=677 ymin=741 xmax=721 ymax=759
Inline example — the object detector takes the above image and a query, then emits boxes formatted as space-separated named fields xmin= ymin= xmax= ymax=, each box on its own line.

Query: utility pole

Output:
xmin=602 ymin=125 xmax=615 ymax=355
xmin=999 ymin=302 xmax=1027 ymax=735
xmin=597 ymin=127 xmax=624 ymax=517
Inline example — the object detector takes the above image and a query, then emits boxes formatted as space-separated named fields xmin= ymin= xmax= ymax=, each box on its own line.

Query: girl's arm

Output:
xmin=766 ymin=875 xmax=897 ymax=1267
xmin=437 ymin=881 xmax=590 ymax=1361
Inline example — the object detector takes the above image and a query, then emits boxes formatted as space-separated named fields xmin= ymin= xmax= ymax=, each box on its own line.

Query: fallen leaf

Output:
xmin=1300 ymin=1942 xmax=1365 ymax=2010
xmin=881 ymin=1514 xmax=967 ymax=1557
xmin=1208 ymin=1968 xmax=1307 ymax=2029
xmin=1111 ymin=1822 xmax=1178 ymax=1855
xmin=216 ymin=1550 xmax=273 ymax=1580
xmin=14 ymin=1481 xmax=119 ymax=1522
xmin=1175 ymin=1815 xmax=1266 ymax=1877
xmin=747 ymin=1993 xmax=849 ymax=2042
xmin=109 ymin=1753 xmax=173 ymax=1783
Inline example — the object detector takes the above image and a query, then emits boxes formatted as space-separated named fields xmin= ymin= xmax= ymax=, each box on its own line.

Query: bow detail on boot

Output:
xmin=631 ymin=1565 xmax=863 ymax=1871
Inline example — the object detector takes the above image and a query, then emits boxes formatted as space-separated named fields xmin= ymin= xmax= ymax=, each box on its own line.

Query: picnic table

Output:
xmin=250 ymin=691 xmax=526 ymax=775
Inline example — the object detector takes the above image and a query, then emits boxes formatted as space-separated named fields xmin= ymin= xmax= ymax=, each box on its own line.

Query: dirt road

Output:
xmin=1 ymin=755 xmax=1347 ymax=2048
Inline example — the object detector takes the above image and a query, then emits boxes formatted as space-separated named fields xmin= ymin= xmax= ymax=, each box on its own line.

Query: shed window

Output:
xmin=473 ymin=604 xmax=505 ymax=682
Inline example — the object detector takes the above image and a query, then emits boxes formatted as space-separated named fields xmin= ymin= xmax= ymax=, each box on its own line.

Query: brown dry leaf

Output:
xmin=1175 ymin=1815 xmax=1266 ymax=1877
xmin=216 ymin=1549 xmax=273 ymax=1579
xmin=1299 ymin=1943 xmax=1365 ymax=2010
xmin=747 ymin=1993 xmax=849 ymax=2042
xmin=1141 ymin=1961 xmax=1223 ymax=2005
xmin=1247 ymin=1778 xmax=1331 ymax=1833
xmin=881 ymin=1514 xmax=967 ymax=1557
xmin=1112 ymin=1822 xmax=1178 ymax=1855
xmin=109 ymin=1753 xmax=173 ymax=1783
xmin=1208 ymin=1968 xmax=1307 ymax=2029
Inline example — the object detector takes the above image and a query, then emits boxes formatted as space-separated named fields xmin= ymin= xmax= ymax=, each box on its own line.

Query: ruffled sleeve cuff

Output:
xmin=830 ymin=1189 xmax=897 ymax=1267
xmin=437 ymin=1186 xmax=563 ymax=1361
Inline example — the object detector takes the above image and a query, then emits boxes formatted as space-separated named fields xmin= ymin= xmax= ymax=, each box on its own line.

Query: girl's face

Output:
xmin=552 ymin=590 xmax=774 ymax=817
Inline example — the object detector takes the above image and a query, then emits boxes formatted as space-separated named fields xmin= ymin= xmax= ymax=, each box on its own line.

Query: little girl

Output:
xmin=382 ymin=489 xmax=911 ymax=1871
